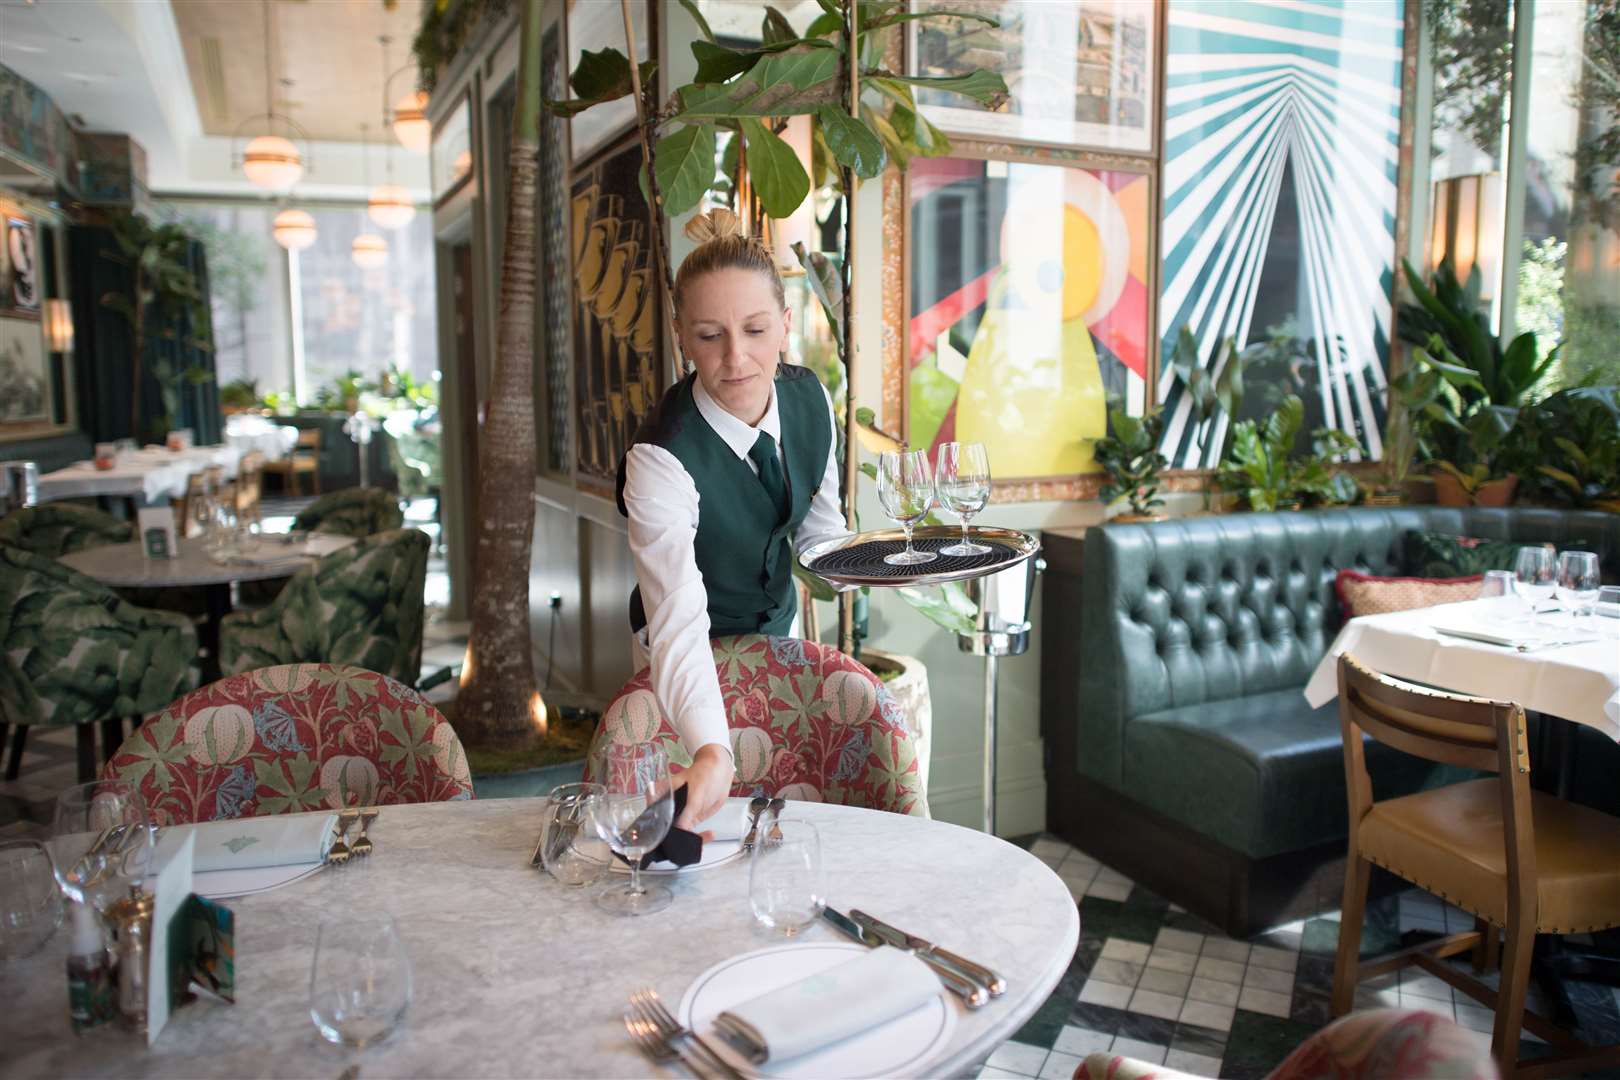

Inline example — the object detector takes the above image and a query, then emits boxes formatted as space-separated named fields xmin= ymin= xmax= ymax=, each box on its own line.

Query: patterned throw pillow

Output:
xmin=1404 ymin=531 xmax=1586 ymax=579
xmin=1334 ymin=569 xmax=1483 ymax=618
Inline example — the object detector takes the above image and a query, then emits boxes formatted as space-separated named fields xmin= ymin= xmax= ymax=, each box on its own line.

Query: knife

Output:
xmin=821 ymin=907 xmax=988 ymax=1009
xmin=850 ymin=910 xmax=1007 ymax=997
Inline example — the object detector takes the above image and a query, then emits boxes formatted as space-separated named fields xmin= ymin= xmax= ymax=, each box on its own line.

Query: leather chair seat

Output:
xmin=1124 ymin=689 xmax=1470 ymax=858
xmin=1360 ymin=777 xmax=1620 ymax=934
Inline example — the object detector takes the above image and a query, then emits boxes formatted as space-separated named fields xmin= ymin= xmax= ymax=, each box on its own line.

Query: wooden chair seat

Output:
xmin=1361 ymin=778 xmax=1620 ymax=934
xmin=262 ymin=428 xmax=321 ymax=496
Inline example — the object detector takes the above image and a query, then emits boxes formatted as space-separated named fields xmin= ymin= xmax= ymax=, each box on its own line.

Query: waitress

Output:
xmin=616 ymin=209 xmax=847 ymax=834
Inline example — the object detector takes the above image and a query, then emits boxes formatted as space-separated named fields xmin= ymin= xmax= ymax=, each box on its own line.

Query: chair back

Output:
xmin=293 ymin=428 xmax=322 ymax=457
xmin=291 ymin=486 xmax=405 ymax=537
xmin=102 ymin=663 xmax=474 ymax=824
xmin=585 ymin=635 xmax=929 ymax=817
xmin=0 ymin=504 xmax=133 ymax=557
xmin=0 ymin=544 xmax=196 ymax=727
xmin=234 ymin=451 xmax=266 ymax=524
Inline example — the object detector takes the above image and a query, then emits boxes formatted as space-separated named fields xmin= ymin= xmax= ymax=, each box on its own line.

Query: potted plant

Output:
xmin=1165 ymin=326 xmax=1245 ymax=509
xmin=1500 ymin=385 xmax=1620 ymax=511
xmin=220 ymin=377 xmax=259 ymax=414
xmin=1093 ymin=404 xmax=1169 ymax=522
xmin=1217 ymin=395 xmax=1359 ymax=511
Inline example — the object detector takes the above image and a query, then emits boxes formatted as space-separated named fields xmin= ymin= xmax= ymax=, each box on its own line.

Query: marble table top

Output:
xmin=3 ymin=798 xmax=1078 ymax=1078
xmin=58 ymin=534 xmax=355 ymax=587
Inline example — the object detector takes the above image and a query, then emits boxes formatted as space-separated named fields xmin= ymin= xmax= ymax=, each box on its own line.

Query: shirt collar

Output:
xmin=692 ymin=374 xmax=780 ymax=461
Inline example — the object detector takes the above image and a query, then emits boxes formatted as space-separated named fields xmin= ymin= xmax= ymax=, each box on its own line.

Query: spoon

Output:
xmin=742 ymin=796 xmax=770 ymax=851
xmin=766 ymin=797 xmax=786 ymax=843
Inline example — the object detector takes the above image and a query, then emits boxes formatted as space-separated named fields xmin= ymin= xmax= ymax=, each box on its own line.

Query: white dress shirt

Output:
xmin=621 ymin=375 xmax=849 ymax=761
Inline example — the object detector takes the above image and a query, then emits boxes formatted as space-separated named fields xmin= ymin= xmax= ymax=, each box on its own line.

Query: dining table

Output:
xmin=2 ymin=798 xmax=1079 ymax=1078
xmin=36 ymin=445 xmax=245 ymax=507
xmin=58 ymin=533 xmax=355 ymax=681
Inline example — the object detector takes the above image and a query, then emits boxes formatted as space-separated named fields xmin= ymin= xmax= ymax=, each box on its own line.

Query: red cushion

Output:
xmin=1334 ymin=569 xmax=1483 ymax=619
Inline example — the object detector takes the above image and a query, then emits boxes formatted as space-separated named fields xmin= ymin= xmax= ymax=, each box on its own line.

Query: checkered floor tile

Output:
xmin=986 ymin=834 xmax=1620 ymax=1080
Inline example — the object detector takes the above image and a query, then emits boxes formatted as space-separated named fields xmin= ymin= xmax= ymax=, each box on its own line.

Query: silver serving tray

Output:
xmin=798 ymin=526 xmax=1040 ymax=588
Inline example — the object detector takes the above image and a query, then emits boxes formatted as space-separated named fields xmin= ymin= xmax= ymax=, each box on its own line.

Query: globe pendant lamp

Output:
xmin=236 ymin=0 xmax=310 ymax=192
xmin=272 ymin=208 xmax=318 ymax=251
xmin=393 ymin=91 xmax=431 ymax=154
xmin=367 ymin=183 xmax=415 ymax=229
xmin=352 ymin=233 xmax=388 ymax=268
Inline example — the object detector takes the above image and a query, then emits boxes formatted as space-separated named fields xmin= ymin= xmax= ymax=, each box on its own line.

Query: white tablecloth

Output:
xmin=36 ymin=445 xmax=244 ymax=505
xmin=1304 ymin=598 xmax=1620 ymax=742
xmin=224 ymin=415 xmax=299 ymax=460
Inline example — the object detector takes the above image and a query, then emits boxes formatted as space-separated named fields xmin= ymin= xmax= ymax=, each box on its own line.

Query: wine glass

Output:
xmin=51 ymin=781 xmax=154 ymax=912
xmin=1513 ymin=546 xmax=1556 ymax=620
xmin=877 ymin=449 xmax=937 ymax=566
xmin=936 ymin=442 xmax=992 ymax=556
xmin=587 ymin=744 xmax=674 ymax=916
xmin=535 ymin=782 xmax=608 ymax=887
xmin=309 ymin=913 xmax=412 ymax=1048
xmin=0 ymin=840 xmax=64 ymax=962
xmin=1556 ymin=550 xmax=1600 ymax=617
xmin=749 ymin=818 xmax=825 ymax=935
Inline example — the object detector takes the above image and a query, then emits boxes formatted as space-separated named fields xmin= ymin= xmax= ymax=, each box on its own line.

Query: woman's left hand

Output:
xmin=674 ymin=743 xmax=735 ymax=837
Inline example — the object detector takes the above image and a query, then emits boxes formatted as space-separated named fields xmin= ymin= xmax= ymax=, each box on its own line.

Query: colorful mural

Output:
xmin=907 ymin=156 xmax=1151 ymax=480
xmin=1158 ymin=0 xmax=1405 ymax=467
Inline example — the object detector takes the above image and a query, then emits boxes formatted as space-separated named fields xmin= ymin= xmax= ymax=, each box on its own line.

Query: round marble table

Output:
xmin=4 ymin=798 xmax=1079 ymax=1078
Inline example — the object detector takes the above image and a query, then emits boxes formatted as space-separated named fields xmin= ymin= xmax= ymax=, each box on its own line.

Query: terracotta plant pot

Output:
xmin=1365 ymin=491 xmax=1405 ymax=507
xmin=1112 ymin=512 xmax=1168 ymax=524
xmin=1433 ymin=472 xmax=1518 ymax=507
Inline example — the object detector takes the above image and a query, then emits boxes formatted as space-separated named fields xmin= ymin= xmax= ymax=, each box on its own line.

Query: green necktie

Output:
xmin=748 ymin=431 xmax=789 ymax=522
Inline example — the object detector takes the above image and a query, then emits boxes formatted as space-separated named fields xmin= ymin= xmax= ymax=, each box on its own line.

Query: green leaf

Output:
xmin=862 ymin=8 xmax=1000 ymax=32
xmin=690 ymin=37 xmax=831 ymax=84
xmin=815 ymin=106 xmax=886 ymax=179
xmin=896 ymin=586 xmax=976 ymax=635
xmin=678 ymin=0 xmax=716 ymax=42
xmin=806 ymin=11 xmax=843 ymax=36
xmin=860 ymin=461 xmax=878 ymax=481
xmin=793 ymin=242 xmax=844 ymax=345
xmin=653 ymin=124 xmax=718 ymax=216
xmin=1413 ymin=345 xmax=1486 ymax=392
xmin=762 ymin=5 xmax=797 ymax=44
xmin=675 ymin=46 xmax=843 ymax=120
xmin=547 ymin=51 xmax=658 ymax=116
xmin=740 ymin=118 xmax=810 ymax=218
xmin=866 ymin=69 xmax=1008 ymax=110
xmin=861 ymin=105 xmax=912 ymax=170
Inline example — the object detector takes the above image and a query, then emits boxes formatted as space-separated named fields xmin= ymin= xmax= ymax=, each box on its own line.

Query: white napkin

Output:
xmin=187 ymin=814 xmax=337 ymax=872
xmin=717 ymin=946 xmax=941 ymax=1063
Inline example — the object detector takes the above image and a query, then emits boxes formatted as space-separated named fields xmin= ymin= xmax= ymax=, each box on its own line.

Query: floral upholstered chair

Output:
xmin=102 ymin=664 xmax=474 ymax=824
xmin=291 ymin=487 xmax=405 ymax=537
xmin=0 ymin=545 xmax=196 ymax=782
xmin=219 ymin=528 xmax=429 ymax=686
xmin=1072 ymin=1008 xmax=1497 ymax=1080
xmin=0 ymin=504 xmax=133 ymax=556
xmin=584 ymin=635 xmax=928 ymax=817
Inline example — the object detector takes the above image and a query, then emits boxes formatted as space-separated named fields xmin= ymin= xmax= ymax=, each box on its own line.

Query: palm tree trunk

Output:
xmin=454 ymin=0 xmax=544 ymax=750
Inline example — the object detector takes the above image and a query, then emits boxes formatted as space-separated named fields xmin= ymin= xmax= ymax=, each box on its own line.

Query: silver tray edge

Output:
xmin=797 ymin=526 xmax=1039 ymax=588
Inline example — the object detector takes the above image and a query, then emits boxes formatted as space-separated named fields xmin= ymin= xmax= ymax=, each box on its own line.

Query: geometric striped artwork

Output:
xmin=1158 ymin=0 xmax=1404 ymax=467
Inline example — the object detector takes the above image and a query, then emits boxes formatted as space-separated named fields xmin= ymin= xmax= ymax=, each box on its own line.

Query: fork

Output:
xmin=630 ymin=988 xmax=746 ymax=1080
xmin=351 ymin=810 xmax=379 ymax=857
xmin=327 ymin=813 xmax=356 ymax=866
xmin=624 ymin=1009 xmax=715 ymax=1076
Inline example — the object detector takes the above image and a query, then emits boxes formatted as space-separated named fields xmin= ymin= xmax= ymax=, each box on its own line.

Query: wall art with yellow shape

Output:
xmin=906 ymin=157 xmax=1151 ymax=484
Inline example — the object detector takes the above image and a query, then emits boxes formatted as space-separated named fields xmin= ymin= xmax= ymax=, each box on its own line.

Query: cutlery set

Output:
xmin=822 ymin=907 xmax=1005 ymax=1009
xmin=740 ymin=796 xmax=786 ymax=852
xmin=624 ymin=987 xmax=745 ymax=1080
xmin=324 ymin=809 xmax=379 ymax=866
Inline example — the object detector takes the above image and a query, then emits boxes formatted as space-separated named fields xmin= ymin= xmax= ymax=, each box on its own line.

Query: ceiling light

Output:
xmin=243 ymin=134 xmax=304 ymax=190
xmin=393 ymin=91 xmax=431 ymax=154
xmin=43 ymin=299 xmax=73 ymax=353
xmin=352 ymin=233 xmax=387 ymax=269
xmin=272 ymin=208 xmax=317 ymax=251
xmin=367 ymin=185 xmax=415 ymax=230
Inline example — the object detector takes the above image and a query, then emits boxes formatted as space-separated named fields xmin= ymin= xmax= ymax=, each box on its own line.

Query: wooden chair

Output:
xmin=172 ymin=470 xmax=208 ymax=539
xmin=1330 ymin=653 xmax=1620 ymax=1080
xmin=262 ymin=427 xmax=322 ymax=496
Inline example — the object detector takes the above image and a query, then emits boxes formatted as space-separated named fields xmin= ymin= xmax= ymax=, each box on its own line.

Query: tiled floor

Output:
xmin=992 ymin=835 xmax=1620 ymax=1079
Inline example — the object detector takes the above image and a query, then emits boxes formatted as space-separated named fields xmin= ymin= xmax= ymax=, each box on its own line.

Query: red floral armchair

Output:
xmin=103 ymin=664 xmax=474 ymax=824
xmin=585 ymin=635 xmax=927 ymax=817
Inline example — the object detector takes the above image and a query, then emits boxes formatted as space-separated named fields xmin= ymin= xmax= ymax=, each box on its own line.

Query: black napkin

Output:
xmin=611 ymin=786 xmax=703 ymax=870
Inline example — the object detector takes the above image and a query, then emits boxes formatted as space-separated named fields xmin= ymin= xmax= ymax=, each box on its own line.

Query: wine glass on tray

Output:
xmin=935 ymin=442 xmax=991 ymax=556
xmin=877 ymin=449 xmax=937 ymax=566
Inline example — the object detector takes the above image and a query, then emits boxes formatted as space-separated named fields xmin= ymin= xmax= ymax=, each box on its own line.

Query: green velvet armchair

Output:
xmin=0 ymin=544 xmax=197 ymax=781
xmin=0 ymin=504 xmax=133 ymax=557
xmin=291 ymin=487 xmax=404 ymax=537
xmin=218 ymin=527 xmax=429 ymax=686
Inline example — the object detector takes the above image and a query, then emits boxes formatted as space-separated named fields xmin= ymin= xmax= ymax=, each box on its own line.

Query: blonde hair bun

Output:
xmin=683 ymin=208 xmax=750 ymax=246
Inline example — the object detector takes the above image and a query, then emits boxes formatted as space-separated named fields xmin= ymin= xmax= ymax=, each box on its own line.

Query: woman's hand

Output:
xmin=674 ymin=743 xmax=735 ymax=836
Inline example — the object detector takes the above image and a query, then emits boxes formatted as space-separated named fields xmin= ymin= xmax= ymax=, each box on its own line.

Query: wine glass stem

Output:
xmin=902 ymin=521 xmax=915 ymax=560
xmin=628 ymin=860 xmax=643 ymax=896
xmin=960 ymin=514 xmax=972 ymax=549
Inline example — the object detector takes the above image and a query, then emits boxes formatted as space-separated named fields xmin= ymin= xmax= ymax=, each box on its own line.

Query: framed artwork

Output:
xmin=570 ymin=136 xmax=663 ymax=494
xmin=566 ymin=0 xmax=652 ymax=166
xmin=908 ymin=1 xmax=1156 ymax=155
xmin=1157 ymin=0 xmax=1404 ymax=467
xmin=539 ymin=21 xmax=572 ymax=476
xmin=431 ymin=95 xmax=474 ymax=204
xmin=0 ymin=216 xmax=40 ymax=318
xmin=904 ymin=154 xmax=1153 ymax=493
xmin=0 ymin=316 xmax=48 ymax=424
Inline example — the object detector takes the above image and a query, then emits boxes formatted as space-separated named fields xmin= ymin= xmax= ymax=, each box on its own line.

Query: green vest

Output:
xmin=617 ymin=365 xmax=833 ymax=636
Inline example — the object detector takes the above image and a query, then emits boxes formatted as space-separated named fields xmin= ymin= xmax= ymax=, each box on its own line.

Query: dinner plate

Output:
xmin=604 ymin=837 xmax=743 ymax=875
xmin=676 ymin=941 xmax=955 ymax=1079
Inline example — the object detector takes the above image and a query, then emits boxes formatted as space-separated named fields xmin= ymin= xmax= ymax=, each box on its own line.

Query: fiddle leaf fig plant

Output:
xmin=1093 ymin=405 xmax=1168 ymax=517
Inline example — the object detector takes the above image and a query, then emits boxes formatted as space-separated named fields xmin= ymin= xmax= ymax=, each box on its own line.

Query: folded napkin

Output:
xmin=613 ymin=786 xmax=702 ymax=869
xmin=715 ymin=946 xmax=941 ymax=1063
xmin=188 ymin=814 xmax=338 ymax=872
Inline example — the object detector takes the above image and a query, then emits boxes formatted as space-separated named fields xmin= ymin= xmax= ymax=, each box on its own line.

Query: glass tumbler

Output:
xmin=536 ymin=782 xmax=608 ymax=887
xmin=1555 ymin=550 xmax=1600 ymax=617
xmin=749 ymin=818 xmax=825 ymax=935
xmin=0 ymin=839 xmax=64 ymax=962
xmin=1478 ymin=569 xmax=1516 ymax=600
xmin=310 ymin=914 xmax=412 ymax=1048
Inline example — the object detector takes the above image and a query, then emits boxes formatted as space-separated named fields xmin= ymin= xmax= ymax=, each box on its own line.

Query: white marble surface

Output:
xmin=37 ymin=446 xmax=245 ymax=505
xmin=58 ymin=534 xmax=355 ymax=587
xmin=2 ymin=798 xmax=1078 ymax=1078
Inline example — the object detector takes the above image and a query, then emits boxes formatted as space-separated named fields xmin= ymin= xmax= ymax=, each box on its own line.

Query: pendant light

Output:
xmin=392 ymin=91 xmax=431 ymax=154
xmin=236 ymin=0 xmax=310 ymax=190
xmin=352 ymin=124 xmax=389 ymax=268
xmin=272 ymin=207 xmax=318 ymax=251
xmin=368 ymin=39 xmax=417 ymax=230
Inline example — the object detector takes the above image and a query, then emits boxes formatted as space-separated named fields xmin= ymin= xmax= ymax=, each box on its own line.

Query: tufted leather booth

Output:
xmin=1064 ymin=508 xmax=1620 ymax=916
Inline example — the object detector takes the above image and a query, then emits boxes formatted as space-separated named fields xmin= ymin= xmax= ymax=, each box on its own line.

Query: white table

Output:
xmin=36 ymin=446 xmax=245 ymax=506
xmin=1304 ymin=598 xmax=1620 ymax=742
xmin=224 ymin=415 xmax=299 ymax=461
xmin=3 ymin=798 xmax=1079 ymax=1078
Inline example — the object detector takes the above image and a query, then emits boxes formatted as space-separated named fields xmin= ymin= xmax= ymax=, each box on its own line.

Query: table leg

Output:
xmin=982 ymin=652 xmax=999 ymax=837
xmin=199 ymin=583 xmax=231 ymax=685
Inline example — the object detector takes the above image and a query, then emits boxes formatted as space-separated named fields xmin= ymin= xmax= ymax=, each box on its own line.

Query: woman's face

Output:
xmin=677 ymin=267 xmax=789 ymax=426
